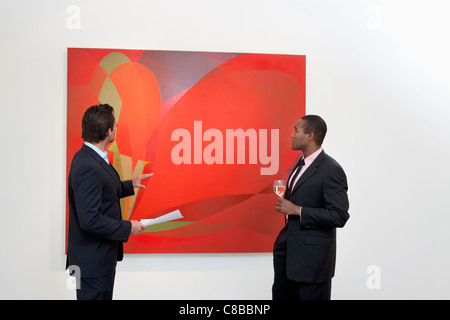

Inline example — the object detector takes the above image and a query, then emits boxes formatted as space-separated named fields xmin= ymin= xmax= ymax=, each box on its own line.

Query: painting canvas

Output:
xmin=67 ymin=48 xmax=305 ymax=253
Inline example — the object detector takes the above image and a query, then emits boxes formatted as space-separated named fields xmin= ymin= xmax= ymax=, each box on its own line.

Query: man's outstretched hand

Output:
xmin=132 ymin=173 xmax=154 ymax=189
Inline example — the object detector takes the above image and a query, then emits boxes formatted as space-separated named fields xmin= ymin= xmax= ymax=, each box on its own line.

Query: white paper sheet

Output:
xmin=140 ymin=209 xmax=184 ymax=227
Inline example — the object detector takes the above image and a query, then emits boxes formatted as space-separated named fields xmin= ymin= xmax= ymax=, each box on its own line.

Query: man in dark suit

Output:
xmin=66 ymin=104 xmax=152 ymax=300
xmin=273 ymin=115 xmax=349 ymax=300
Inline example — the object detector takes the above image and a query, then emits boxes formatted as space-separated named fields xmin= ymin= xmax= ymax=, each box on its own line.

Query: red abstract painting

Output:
xmin=67 ymin=48 xmax=305 ymax=253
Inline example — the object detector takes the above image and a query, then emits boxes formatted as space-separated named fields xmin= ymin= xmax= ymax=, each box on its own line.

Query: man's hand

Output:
xmin=132 ymin=173 xmax=154 ymax=189
xmin=275 ymin=198 xmax=301 ymax=216
xmin=130 ymin=220 xmax=146 ymax=235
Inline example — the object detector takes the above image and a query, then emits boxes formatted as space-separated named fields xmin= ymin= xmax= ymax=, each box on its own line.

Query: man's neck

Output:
xmin=302 ymin=145 xmax=321 ymax=158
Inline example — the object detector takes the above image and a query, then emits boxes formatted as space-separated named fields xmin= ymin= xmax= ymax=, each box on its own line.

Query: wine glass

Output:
xmin=273 ymin=180 xmax=286 ymax=198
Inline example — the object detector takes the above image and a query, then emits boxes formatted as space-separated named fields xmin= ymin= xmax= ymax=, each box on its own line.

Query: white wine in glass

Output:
xmin=273 ymin=180 xmax=286 ymax=198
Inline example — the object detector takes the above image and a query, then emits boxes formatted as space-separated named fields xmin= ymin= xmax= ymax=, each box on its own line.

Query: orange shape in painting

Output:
xmin=109 ymin=62 xmax=161 ymax=167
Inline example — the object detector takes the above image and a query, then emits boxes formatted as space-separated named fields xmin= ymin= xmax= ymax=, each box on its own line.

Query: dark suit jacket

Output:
xmin=274 ymin=150 xmax=349 ymax=283
xmin=66 ymin=144 xmax=134 ymax=278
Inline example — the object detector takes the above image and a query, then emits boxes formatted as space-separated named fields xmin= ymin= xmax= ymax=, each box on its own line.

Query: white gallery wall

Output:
xmin=1 ymin=0 xmax=449 ymax=299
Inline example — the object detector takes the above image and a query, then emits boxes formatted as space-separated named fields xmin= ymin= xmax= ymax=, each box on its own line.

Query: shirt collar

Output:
xmin=84 ymin=141 xmax=110 ymax=164
xmin=303 ymin=147 xmax=323 ymax=166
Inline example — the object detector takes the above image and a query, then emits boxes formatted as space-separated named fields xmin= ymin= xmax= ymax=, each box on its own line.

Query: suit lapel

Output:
xmin=289 ymin=150 xmax=326 ymax=196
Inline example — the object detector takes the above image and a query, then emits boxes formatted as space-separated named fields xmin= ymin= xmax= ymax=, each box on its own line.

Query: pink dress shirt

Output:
xmin=287 ymin=147 xmax=323 ymax=219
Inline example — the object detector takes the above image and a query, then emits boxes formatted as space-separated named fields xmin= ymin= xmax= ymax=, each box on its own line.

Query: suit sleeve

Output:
xmin=72 ymin=163 xmax=131 ymax=242
xmin=121 ymin=180 xmax=135 ymax=198
xmin=300 ymin=164 xmax=350 ymax=228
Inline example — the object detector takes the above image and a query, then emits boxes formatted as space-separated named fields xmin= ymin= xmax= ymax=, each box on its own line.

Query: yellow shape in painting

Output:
xmin=100 ymin=52 xmax=131 ymax=75
xmin=108 ymin=141 xmax=119 ymax=153
xmin=98 ymin=77 xmax=123 ymax=119
xmin=143 ymin=221 xmax=194 ymax=233
xmin=98 ymin=52 xmax=132 ymax=129
xmin=116 ymin=153 xmax=147 ymax=220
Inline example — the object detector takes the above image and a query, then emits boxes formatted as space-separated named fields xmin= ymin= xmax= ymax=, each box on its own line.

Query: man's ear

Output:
xmin=106 ymin=128 xmax=113 ymax=138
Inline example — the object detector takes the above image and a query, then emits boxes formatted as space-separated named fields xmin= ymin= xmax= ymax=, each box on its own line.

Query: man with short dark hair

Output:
xmin=273 ymin=115 xmax=349 ymax=300
xmin=66 ymin=104 xmax=152 ymax=300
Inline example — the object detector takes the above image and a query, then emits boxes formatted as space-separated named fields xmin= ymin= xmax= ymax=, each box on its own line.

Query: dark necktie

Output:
xmin=285 ymin=158 xmax=305 ymax=200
